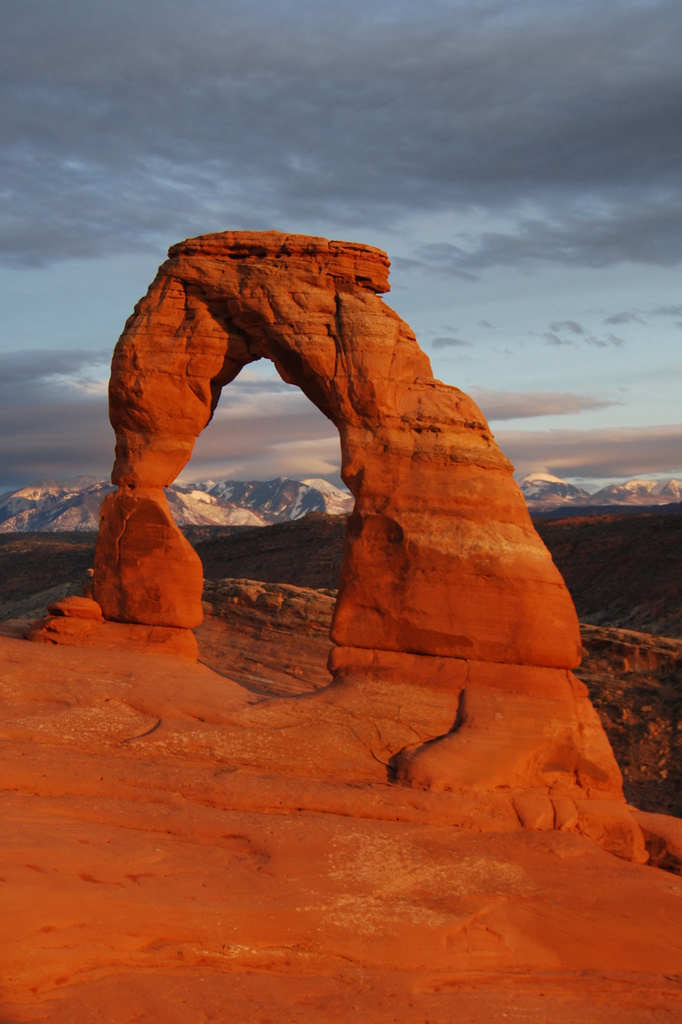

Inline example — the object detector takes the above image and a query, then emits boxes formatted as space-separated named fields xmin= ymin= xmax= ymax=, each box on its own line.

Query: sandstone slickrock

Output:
xmin=85 ymin=230 xmax=639 ymax=853
xmin=2 ymin=635 xmax=682 ymax=1023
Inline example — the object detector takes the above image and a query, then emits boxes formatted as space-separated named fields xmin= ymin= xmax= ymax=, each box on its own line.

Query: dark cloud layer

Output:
xmin=2 ymin=1 xmax=681 ymax=491
xmin=2 ymin=0 xmax=681 ymax=269
xmin=0 ymin=396 xmax=112 ymax=491
xmin=417 ymin=201 xmax=682 ymax=275
xmin=0 ymin=359 xmax=676 ymax=493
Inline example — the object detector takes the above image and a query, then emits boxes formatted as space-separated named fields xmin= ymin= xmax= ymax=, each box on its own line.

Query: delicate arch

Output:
xmin=89 ymin=231 xmax=639 ymax=847
xmin=94 ymin=231 xmax=579 ymax=669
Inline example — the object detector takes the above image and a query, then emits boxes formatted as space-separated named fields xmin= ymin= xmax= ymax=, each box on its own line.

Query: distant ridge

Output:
xmin=0 ymin=476 xmax=354 ymax=532
xmin=2 ymin=472 xmax=680 ymax=531
xmin=519 ymin=472 xmax=682 ymax=512
xmin=531 ymin=502 xmax=682 ymax=518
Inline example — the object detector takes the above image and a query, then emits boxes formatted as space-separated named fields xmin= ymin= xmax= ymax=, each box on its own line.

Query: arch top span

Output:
xmin=108 ymin=231 xmax=417 ymax=490
xmin=167 ymin=230 xmax=392 ymax=295
xmin=87 ymin=230 xmax=641 ymax=851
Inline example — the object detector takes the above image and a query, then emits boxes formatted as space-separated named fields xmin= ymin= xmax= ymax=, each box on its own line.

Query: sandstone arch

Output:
xmin=91 ymin=231 xmax=641 ymax=856
xmin=95 ymin=231 xmax=579 ymax=662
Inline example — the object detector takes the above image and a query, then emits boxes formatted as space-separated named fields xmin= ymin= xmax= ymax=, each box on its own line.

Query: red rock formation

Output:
xmin=90 ymin=231 xmax=638 ymax=854
xmin=1 ymin=635 xmax=681 ymax=1022
xmin=26 ymin=594 xmax=199 ymax=658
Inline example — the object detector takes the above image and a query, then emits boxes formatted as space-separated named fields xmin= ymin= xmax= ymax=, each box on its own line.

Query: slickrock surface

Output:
xmin=90 ymin=231 xmax=630 ymax=825
xmin=4 ymin=544 xmax=681 ymax=821
xmin=2 ymin=633 xmax=682 ymax=1024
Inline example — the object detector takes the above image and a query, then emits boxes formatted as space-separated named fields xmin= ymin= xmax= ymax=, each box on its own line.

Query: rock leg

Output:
xmin=393 ymin=678 xmax=647 ymax=862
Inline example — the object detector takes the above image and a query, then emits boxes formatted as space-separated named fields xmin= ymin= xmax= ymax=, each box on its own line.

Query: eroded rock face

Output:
xmin=92 ymin=231 xmax=636 ymax=847
xmin=199 ymin=578 xmax=335 ymax=696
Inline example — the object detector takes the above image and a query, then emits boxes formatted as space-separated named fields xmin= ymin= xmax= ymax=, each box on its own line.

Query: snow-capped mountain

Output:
xmin=519 ymin=473 xmax=682 ymax=510
xmin=0 ymin=476 xmax=354 ymax=532
xmin=165 ymin=487 xmax=265 ymax=527
xmin=519 ymin=473 xmax=591 ymax=507
xmin=185 ymin=476 xmax=354 ymax=523
xmin=0 ymin=478 xmax=115 ymax=532
xmin=2 ymin=471 xmax=678 ymax=530
xmin=301 ymin=478 xmax=355 ymax=517
xmin=587 ymin=479 xmax=682 ymax=506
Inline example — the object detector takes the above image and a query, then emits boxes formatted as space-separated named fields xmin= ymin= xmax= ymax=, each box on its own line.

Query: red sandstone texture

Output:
xmin=2 ymin=635 xmax=681 ymax=1023
xmin=82 ymin=231 xmax=636 ymax=845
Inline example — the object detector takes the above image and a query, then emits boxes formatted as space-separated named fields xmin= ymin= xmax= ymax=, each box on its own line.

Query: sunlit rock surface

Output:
xmin=1 ymin=634 xmax=681 ymax=1023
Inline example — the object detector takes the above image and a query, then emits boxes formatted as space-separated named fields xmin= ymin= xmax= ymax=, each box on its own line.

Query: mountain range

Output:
xmin=519 ymin=473 xmax=682 ymax=511
xmin=0 ymin=476 xmax=354 ymax=532
xmin=1 ymin=472 xmax=681 ymax=531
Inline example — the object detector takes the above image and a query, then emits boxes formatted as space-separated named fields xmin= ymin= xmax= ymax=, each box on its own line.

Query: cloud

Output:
xmin=0 ymin=397 xmax=113 ymax=492
xmin=472 ymin=389 xmax=621 ymax=421
xmin=417 ymin=201 xmax=682 ymax=276
xmin=549 ymin=320 xmax=585 ymax=336
xmin=432 ymin=335 xmax=473 ymax=349
xmin=0 ymin=348 xmax=110 ymax=388
xmin=497 ymin=423 xmax=682 ymax=480
xmin=180 ymin=435 xmax=342 ymax=487
xmin=0 ymin=347 xmax=115 ymax=490
xmin=602 ymin=311 xmax=646 ymax=325
xmin=541 ymin=326 xmax=624 ymax=349
xmin=0 ymin=371 xmax=341 ymax=493
xmin=652 ymin=304 xmax=682 ymax=317
xmin=0 ymin=348 xmax=677 ymax=495
xmin=586 ymin=332 xmax=625 ymax=349
xmin=1 ymin=0 xmax=681 ymax=269
xmin=165 ymin=384 xmax=342 ymax=483
xmin=218 ymin=372 xmax=300 ymax=396
xmin=542 ymin=332 xmax=575 ymax=347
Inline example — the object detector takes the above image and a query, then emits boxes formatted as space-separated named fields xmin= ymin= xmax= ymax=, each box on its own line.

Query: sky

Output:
xmin=1 ymin=0 xmax=681 ymax=494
